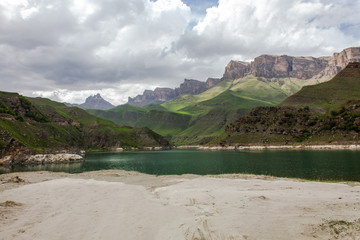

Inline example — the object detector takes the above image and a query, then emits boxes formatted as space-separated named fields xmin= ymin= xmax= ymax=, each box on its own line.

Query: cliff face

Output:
xmin=222 ymin=47 xmax=360 ymax=80
xmin=128 ymin=78 xmax=221 ymax=107
xmin=128 ymin=47 xmax=360 ymax=107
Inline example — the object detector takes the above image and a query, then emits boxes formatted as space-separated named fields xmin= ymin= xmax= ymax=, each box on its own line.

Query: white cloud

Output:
xmin=32 ymin=82 xmax=158 ymax=105
xmin=179 ymin=0 xmax=360 ymax=58
xmin=0 ymin=0 xmax=359 ymax=105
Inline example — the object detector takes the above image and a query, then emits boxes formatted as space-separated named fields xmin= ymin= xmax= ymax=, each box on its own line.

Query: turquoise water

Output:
xmin=1 ymin=150 xmax=360 ymax=181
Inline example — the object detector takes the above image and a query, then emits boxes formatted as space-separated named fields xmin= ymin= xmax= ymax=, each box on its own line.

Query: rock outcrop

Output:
xmin=0 ymin=153 xmax=84 ymax=165
xmin=222 ymin=47 xmax=360 ymax=80
xmin=128 ymin=78 xmax=221 ymax=107
xmin=65 ymin=93 xmax=115 ymax=110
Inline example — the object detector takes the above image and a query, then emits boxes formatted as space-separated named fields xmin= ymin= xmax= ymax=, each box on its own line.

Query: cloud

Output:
xmin=178 ymin=0 xmax=360 ymax=58
xmin=33 ymin=83 xmax=158 ymax=105
xmin=0 ymin=0 xmax=359 ymax=105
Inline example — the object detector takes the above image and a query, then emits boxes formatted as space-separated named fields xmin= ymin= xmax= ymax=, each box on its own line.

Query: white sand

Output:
xmin=1 ymin=171 xmax=360 ymax=240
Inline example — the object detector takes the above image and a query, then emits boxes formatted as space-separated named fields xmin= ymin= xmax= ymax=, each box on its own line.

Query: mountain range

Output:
xmin=127 ymin=47 xmax=360 ymax=107
xmin=1 ymin=47 xmax=360 ymax=163
xmin=127 ymin=78 xmax=221 ymax=107
xmin=217 ymin=62 xmax=360 ymax=146
xmin=89 ymin=47 xmax=360 ymax=145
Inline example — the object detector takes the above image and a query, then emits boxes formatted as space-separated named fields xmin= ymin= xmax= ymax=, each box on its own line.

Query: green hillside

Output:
xmin=89 ymin=75 xmax=302 ymax=145
xmin=172 ymin=91 xmax=273 ymax=144
xmin=217 ymin=62 xmax=360 ymax=146
xmin=162 ymin=75 xmax=302 ymax=113
xmin=135 ymin=110 xmax=191 ymax=138
xmin=281 ymin=62 xmax=360 ymax=112
xmin=0 ymin=92 xmax=169 ymax=161
xmin=87 ymin=104 xmax=147 ymax=126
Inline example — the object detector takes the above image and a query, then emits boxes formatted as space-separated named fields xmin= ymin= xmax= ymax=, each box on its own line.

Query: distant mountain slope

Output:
xmin=127 ymin=47 xmax=360 ymax=109
xmin=93 ymin=47 xmax=360 ymax=145
xmin=87 ymin=104 xmax=147 ymax=127
xmin=216 ymin=62 xmax=360 ymax=146
xmin=0 ymin=91 xmax=169 ymax=162
xmin=127 ymin=78 xmax=221 ymax=107
xmin=65 ymin=93 xmax=115 ymax=110
xmin=281 ymin=62 xmax=360 ymax=112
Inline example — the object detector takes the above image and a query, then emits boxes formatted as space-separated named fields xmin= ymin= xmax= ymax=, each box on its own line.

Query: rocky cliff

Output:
xmin=128 ymin=78 xmax=221 ymax=107
xmin=65 ymin=93 xmax=115 ymax=110
xmin=222 ymin=47 xmax=360 ymax=80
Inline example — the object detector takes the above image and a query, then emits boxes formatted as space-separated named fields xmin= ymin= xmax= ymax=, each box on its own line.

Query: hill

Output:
xmin=281 ymin=62 xmax=360 ymax=112
xmin=216 ymin=63 xmax=360 ymax=146
xmin=0 ymin=92 xmax=169 ymax=163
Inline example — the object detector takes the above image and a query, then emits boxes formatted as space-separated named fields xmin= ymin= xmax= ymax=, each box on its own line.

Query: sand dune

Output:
xmin=1 ymin=171 xmax=360 ymax=240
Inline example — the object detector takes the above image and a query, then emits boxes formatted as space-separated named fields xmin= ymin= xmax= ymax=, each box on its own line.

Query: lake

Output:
xmin=1 ymin=150 xmax=360 ymax=181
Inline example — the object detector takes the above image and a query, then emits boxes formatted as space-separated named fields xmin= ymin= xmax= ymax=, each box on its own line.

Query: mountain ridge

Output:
xmin=216 ymin=62 xmax=360 ymax=146
xmin=127 ymin=78 xmax=221 ymax=107
xmin=127 ymin=47 xmax=360 ymax=108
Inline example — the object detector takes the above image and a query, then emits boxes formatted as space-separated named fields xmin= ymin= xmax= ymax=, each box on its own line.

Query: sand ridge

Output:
xmin=1 ymin=170 xmax=360 ymax=240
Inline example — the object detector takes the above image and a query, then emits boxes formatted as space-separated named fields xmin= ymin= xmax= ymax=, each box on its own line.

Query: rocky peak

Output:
xmin=66 ymin=93 xmax=115 ymax=110
xmin=81 ymin=93 xmax=115 ymax=110
xmin=222 ymin=61 xmax=250 ymax=80
xmin=222 ymin=47 xmax=360 ymax=81
xmin=326 ymin=47 xmax=360 ymax=76
xmin=127 ymin=78 xmax=221 ymax=107
xmin=205 ymin=78 xmax=222 ymax=88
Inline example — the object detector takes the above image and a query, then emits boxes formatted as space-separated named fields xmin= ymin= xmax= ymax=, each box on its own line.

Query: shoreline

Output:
xmin=1 ymin=170 xmax=359 ymax=239
xmin=177 ymin=144 xmax=360 ymax=151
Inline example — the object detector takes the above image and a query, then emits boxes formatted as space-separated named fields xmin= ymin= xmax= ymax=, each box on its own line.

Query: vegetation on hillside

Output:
xmin=89 ymin=76 xmax=301 ymax=144
xmin=218 ymin=62 xmax=360 ymax=146
xmin=0 ymin=92 xmax=169 ymax=162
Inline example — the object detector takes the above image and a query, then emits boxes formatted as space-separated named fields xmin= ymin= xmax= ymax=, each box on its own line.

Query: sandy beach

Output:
xmin=1 ymin=171 xmax=360 ymax=240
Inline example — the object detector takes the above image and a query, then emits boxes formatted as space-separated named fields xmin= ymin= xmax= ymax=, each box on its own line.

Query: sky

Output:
xmin=0 ymin=0 xmax=359 ymax=105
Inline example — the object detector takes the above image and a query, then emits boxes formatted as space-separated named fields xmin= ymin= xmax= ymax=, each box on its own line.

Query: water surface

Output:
xmin=1 ymin=150 xmax=360 ymax=181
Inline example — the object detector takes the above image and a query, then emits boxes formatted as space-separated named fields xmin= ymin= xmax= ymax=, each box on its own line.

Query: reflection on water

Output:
xmin=2 ymin=163 xmax=83 ymax=174
xmin=1 ymin=150 xmax=360 ymax=181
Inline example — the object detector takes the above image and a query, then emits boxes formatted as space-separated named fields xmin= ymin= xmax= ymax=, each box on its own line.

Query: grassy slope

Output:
xmin=135 ymin=110 xmax=191 ymax=138
xmin=87 ymin=104 xmax=147 ymax=126
xmin=162 ymin=75 xmax=303 ymax=113
xmin=0 ymin=93 xmax=168 ymax=156
xmin=172 ymin=90 xmax=273 ymax=144
xmin=216 ymin=63 xmax=360 ymax=146
xmin=88 ymin=75 xmax=305 ymax=145
xmin=281 ymin=64 xmax=360 ymax=112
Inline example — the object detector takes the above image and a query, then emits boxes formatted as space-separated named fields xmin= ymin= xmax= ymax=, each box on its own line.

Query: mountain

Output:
xmin=0 ymin=91 xmax=169 ymax=163
xmin=65 ymin=93 xmax=115 ymax=110
xmin=127 ymin=47 xmax=360 ymax=108
xmin=222 ymin=47 xmax=360 ymax=82
xmin=127 ymin=78 xmax=221 ymax=107
xmin=281 ymin=62 xmax=360 ymax=112
xmin=92 ymin=47 xmax=360 ymax=145
xmin=216 ymin=62 xmax=360 ymax=146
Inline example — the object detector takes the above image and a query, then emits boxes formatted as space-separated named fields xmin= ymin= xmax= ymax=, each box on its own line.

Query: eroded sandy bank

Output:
xmin=0 ymin=171 xmax=360 ymax=240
